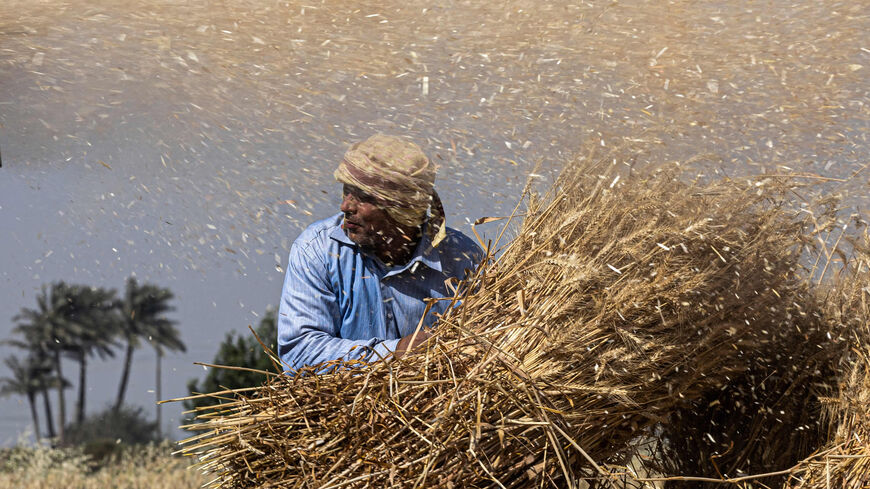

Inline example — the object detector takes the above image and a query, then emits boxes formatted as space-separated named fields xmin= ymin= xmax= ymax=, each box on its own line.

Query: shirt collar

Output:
xmin=329 ymin=216 xmax=443 ymax=274
xmin=328 ymin=222 xmax=355 ymax=246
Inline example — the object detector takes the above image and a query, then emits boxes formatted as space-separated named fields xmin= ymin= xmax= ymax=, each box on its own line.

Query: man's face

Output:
xmin=340 ymin=184 xmax=396 ymax=250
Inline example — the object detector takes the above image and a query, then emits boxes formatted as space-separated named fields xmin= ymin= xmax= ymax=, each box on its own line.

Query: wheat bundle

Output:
xmin=781 ymin=349 xmax=870 ymax=489
xmin=179 ymin=148 xmax=819 ymax=488
xmin=646 ymin=238 xmax=868 ymax=489
xmin=784 ymin=353 xmax=870 ymax=489
xmin=783 ymin=244 xmax=870 ymax=489
xmin=650 ymin=284 xmax=844 ymax=488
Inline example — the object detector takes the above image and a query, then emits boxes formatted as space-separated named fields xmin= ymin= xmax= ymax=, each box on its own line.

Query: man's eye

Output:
xmin=353 ymin=193 xmax=376 ymax=204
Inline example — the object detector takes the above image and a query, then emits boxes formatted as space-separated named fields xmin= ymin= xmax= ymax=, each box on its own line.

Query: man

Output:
xmin=277 ymin=134 xmax=483 ymax=372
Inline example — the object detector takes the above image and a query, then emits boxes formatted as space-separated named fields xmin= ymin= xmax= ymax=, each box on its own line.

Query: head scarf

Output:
xmin=334 ymin=134 xmax=447 ymax=247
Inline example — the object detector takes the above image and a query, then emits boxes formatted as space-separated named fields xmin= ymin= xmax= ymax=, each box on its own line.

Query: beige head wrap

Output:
xmin=334 ymin=134 xmax=447 ymax=247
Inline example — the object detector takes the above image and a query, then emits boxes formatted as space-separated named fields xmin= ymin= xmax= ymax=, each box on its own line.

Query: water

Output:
xmin=1 ymin=0 xmax=867 ymax=444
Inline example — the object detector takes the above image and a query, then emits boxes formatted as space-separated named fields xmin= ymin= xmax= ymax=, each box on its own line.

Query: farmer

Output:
xmin=277 ymin=134 xmax=483 ymax=372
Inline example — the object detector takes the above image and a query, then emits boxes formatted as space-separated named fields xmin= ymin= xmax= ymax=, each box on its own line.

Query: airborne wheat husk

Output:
xmin=173 ymin=142 xmax=857 ymax=488
xmin=781 ymin=243 xmax=870 ymax=489
xmin=652 ymin=237 xmax=868 ymax=488
xmin=784 ymin=354 xmax=870 ymax=489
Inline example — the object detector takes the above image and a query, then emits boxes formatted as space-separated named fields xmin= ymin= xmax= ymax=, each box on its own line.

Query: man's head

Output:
xmin=339 ymin=183 xmax=415 ymax=252
xmin=334 ymin=135 xmax=447 ymax=258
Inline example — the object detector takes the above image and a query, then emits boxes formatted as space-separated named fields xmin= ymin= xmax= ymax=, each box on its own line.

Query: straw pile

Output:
xmin=784 ymin=353 xmax=870 ymax=488
xmin=179 ymin=146 xmax=825 ymax=488
xmin=643 ymin=237 xmax=869 ymax=489
xmin=651 ymin=285 xmax=842 ymax=486
xmin=782 ymin=243 xmax=870 ymax=489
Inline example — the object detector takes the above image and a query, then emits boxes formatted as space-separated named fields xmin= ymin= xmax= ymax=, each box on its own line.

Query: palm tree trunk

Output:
xmin=41 ymin=384 xmax=55 ymax=439
xmin=155 ymin=348 xmax=162 ymax=437
xmin=76 ymin=350 xmax=86 ymax=425
xmin=27 ymin=391 xmax=41 ymax=442
xmin=114 ymin=340 xmax=135 ymax=411
xmin=53 ymin=349 xmax=65 ymax=443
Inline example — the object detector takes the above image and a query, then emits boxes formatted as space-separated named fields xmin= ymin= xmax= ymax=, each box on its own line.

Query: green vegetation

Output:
xmin=1 ymin=277 xmax=279 ymax=486
xmin=64 ymin=405 xmax=161 ymax=465
xmin=1 ymin=277 xmax=185 ymax=446
xmin=2 ymin=275 xmax=278 ymax=452
xmin=184 ymin=309 xmax=278 ymax=420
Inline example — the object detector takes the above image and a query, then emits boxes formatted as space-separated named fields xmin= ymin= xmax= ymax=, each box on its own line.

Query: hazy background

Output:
xmin=1 ymin=0 xmax=867 ymax=443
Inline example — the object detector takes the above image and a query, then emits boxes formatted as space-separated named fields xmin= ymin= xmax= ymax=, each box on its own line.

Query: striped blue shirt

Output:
xmin=277 ymin=213 xmax=482 ymax=371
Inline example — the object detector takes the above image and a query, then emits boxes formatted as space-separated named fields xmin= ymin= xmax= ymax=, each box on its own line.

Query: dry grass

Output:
xmin=784 ymin=356 xmax=870 ymax=489
xmin=0 ymin=442 xmax=205 ymax=489
xmin=174 ymin=139 xmax=841 ymax=488
xmin=1 ymin=0 xmax=865 ymax=486
xmin=781 ymin=243 xmax=870 ymax=489
xmin=649 ymin=247 xmax=868 ymax=488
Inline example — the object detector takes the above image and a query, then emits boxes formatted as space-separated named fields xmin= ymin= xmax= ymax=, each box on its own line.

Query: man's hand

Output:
xmin=393 ymin=330 xmax=431 ymax=359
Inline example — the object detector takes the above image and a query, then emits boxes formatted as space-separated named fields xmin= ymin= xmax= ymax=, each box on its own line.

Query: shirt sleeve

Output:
xmin=277 ymin=243 xmax=400 ymax=372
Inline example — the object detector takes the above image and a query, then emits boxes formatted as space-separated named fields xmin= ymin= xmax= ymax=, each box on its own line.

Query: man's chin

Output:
xmin=344 ymin=228 xmax=375 ymax=249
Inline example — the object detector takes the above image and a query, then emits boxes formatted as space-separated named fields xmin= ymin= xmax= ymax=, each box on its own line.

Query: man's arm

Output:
xmin=277 ymin=244 xmax=400 ymax=371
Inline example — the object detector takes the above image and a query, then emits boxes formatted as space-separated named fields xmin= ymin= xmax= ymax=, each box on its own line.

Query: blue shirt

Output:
xmin=277 ymin=213 xmax=483 ymax=371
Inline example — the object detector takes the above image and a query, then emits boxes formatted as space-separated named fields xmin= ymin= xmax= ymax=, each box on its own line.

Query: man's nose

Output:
xmin=340 ymin=193 xmax=356 ymax=214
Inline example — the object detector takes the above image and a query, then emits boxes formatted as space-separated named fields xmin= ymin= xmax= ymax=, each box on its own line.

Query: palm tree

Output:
xmin=148 ymin=315 xmax=186 ymax=435
xmin=61 ymin=284 xmax=118 ymax=425
xmin=113 ymin=277 xmax=177 ymax=412
xmin=0 ymin=355 xmax=44 ymax=441
xmin=38 ymin=367 xmax=59 ymax=439
xmin=13 ymin=282 xmax=118 ymax=437
xmin=13 ymin=283 xmax=76 ymax=442
xmin=0 ymin=353 xmax=65 ymax=442
xmin=5 ymin=326 xmax=61 ymax=440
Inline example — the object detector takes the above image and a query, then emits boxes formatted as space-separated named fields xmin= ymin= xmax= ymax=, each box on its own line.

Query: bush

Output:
xmin=184 ymin=309 xmax=278 ymax=420
xmin=62 ymin=404 xmax=160 ymax=466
